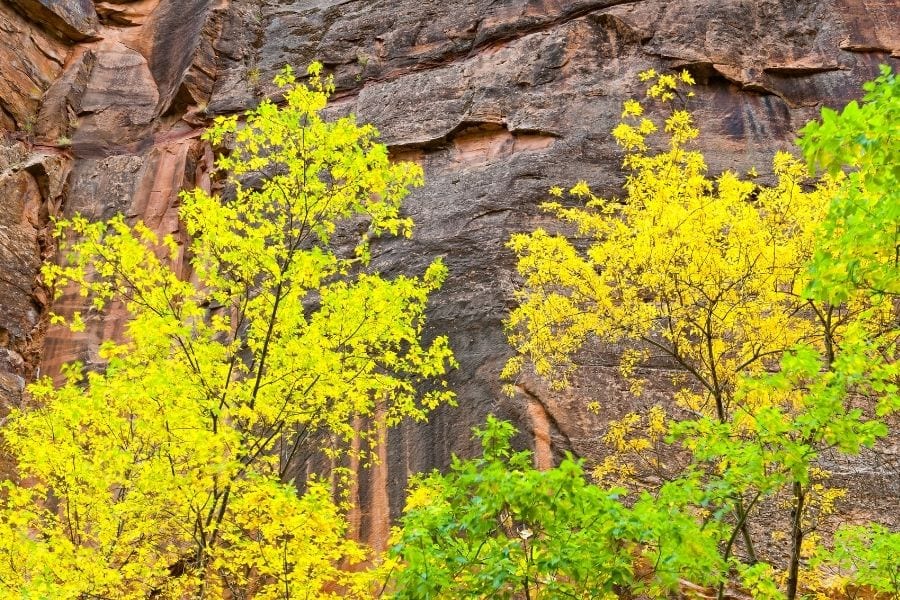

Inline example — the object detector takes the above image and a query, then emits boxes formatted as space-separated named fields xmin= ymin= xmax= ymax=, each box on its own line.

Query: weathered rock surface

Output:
xmin=0 ymin=0 xmax=898 ymax=553
xmin=41 ymin=137 xmax=207 ymax=378
xmin=0 ymin=141 xmax=68 ymax=410
xmin=7 ymin=0 xmax=99 ymax=41
xmin=0 ymin=1 xmax=68 ymax=130
xmin=34 ymin=49 xmax=96 ymax=141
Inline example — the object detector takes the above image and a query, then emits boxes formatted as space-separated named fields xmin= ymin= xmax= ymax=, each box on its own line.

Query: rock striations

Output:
xmin=1 ymin=0 xmax=898 ymax=550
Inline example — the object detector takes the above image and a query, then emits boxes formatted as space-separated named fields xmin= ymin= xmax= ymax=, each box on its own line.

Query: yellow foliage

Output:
xmin=595 ymin=406 xmax=672 ymax=488
xmin=506 ymin=70 xmax=840 ymax=423
xmin=0 ymin=63 xmax=455 ymax=597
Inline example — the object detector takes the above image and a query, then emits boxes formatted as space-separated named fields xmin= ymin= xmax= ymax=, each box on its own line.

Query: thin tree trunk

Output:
xmin=786 ymin=481 xmax=806 ymax=600
xmin=735 ymin=498 xmax=758 ymax=564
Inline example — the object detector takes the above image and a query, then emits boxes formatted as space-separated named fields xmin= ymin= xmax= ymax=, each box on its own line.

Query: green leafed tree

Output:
xmin=389 ymin=417 xmax=724 ymax=599
xmin=0 ymin=63 xmax=456 ymax=599
xmin=799 ymin=64 xmax=899 ymax=303
xmin=791 ymin=65 xmax=900 ymax=600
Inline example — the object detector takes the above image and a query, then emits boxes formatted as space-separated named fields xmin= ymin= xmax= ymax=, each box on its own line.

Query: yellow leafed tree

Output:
xmin=0 ymin=63 xmax=456 ymax=598
xmin=506 ymin=71 xmax=839 ymax=409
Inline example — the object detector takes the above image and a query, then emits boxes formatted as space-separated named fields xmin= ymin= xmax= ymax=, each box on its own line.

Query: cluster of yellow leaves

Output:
xmin=504 ymin=68 xmax=849 ymax=421
xmin=0 ymin=63 xmax=455 ymax=598
xmin=592 ymin=405 xmax=672 ymax=487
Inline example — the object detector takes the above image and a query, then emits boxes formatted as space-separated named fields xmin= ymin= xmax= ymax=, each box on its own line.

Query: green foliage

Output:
xmin=800 ymin=65 xmax=899 ymax=302
xmin=0 ymin=63 xmax=455 ymax=598
xmin=389 ymin=417 xmax=724 ymax=599
xmin=811 ymin=524 xmax=900 ymax=595
xmin=791 ymin=65 xmax=900 ymax=598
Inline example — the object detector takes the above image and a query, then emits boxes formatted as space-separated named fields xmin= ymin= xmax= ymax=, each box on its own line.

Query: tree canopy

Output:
xmin=0 ymin=63 xmax=455 ymax=598
xmin=502 ymin=68 xmax=898 ymax=600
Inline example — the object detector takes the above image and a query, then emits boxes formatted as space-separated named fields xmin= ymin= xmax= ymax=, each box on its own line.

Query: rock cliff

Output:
xmin=1 ymin=0 xmax=897 ymax=550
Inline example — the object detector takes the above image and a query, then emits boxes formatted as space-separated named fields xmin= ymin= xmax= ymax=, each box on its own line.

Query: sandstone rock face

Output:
xmin=0 ymin=2 xmax=68 ymax=130
xmin=0 ymin=142 xmax=68 ymax=411
xmin=7 ymin=0 xmax=99 ymax=41
xmin=1 ymin=0 xmax=898 ymax=552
